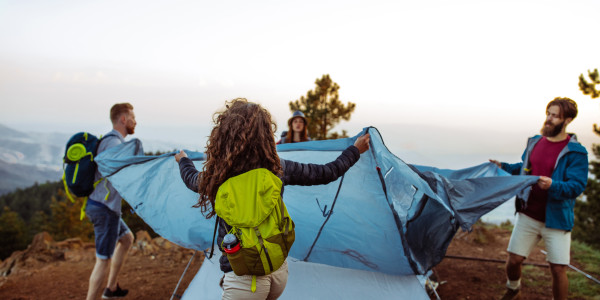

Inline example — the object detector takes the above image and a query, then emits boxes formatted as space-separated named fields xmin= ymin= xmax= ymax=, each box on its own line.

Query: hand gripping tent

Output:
xmin=95 ymin=127 xmax=538 ymax=298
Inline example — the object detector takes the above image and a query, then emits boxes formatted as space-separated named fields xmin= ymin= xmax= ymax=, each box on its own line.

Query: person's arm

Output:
xmin=175 ymin=150 xmax=200 ymax=192
xmin=501 ymin=162 xmax=523 ymax=175
xmin=281 ymin=133 xmax=369 ymax=186
xmin=489 ymin=159 xmax=523 ymax=175
xmin=545 ymin=152 xmax=589 ymax=200
xmin=490 ymin=147 xmax=529 ymax=175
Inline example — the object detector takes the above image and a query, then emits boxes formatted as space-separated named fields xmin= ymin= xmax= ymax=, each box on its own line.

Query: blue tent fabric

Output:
xmin=182 ymin=252 xmax=430 ymax=300
xmin=96 ymin=127 xmax=538 ymax=277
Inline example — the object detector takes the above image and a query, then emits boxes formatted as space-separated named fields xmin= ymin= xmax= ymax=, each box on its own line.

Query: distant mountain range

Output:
xmin=0 ymin=124 xmax=66 ymax=195
xmin=0 ymin=123 xmax=199 ymax=195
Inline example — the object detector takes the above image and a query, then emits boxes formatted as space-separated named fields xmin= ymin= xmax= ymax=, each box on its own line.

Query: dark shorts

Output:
xmin=86 ymin=200 xmax=131 ymax=260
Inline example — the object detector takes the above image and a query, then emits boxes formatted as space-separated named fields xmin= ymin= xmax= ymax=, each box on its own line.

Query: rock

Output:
xmin=135 ymin=230 xmax=152 ymax=243
xmin=0 ymin=232 xmax=70 ymax=277
xmin=136 ymin=240 xmax=157 ymax=256
xmin=129 ymin=246 xmax=140 ymax=256
xmin=0 ymin=250 xmax=25 ymax=276
xmin=152 ymin=237 xmax=178 ymax=251
xmin=64 ymin=250 xmax=87 ymax=262
xmin=28 ymin=232 xmax=54 ymax=253
xmin=54 ymin=238 xmax=84 ymax=250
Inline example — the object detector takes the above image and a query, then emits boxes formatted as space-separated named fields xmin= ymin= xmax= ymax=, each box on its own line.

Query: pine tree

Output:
xmin=0 ymin=206 xmax=28 ymax=259
xmin=573 ymin=145 xmax=600 ymax=248
xmin=289 ymin=74 xmax=356 ymax=140
xmin=45 ymin=189 xmax=94 ymax=242
xmin=579 ymin=69 xmax=600 ymax=99
xmin=573 ymin=68 xmax=600 ymax=248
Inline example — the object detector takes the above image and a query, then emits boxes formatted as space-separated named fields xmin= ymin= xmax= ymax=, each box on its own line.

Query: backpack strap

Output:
xmin=208 ymin=216 xmax=220 ymax=259
xmin=79 ymin=132 xmax=120 ymax=220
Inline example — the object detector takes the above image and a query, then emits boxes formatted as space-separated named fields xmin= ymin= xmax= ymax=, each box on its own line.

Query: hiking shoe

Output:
xmin=102 ymin=284 xmax=129 ymax=299
xmin=500 ymin=287 xmax=520 ymax=300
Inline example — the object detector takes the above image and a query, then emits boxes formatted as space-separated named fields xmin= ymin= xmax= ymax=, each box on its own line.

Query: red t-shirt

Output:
xmin=523 ymin=136 xmax=570 ymax=222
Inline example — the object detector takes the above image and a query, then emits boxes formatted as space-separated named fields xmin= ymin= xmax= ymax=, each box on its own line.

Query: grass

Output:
xmin=522 ymin=265 xmax=548 ymax=289
xmin=568 ymin=240 xmax=600 ymax=299
xmin=477 ymin=221 xmax=600 ymax=298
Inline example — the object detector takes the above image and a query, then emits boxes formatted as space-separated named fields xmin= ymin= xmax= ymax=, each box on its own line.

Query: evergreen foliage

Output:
xmin=0 ymin=180 xmax=157 ymax=259
xmin=574 ymin=144 xmax=600 ymax=248
xmin=0 ymin=206 xmax=28 ymax=259
xmin=0 ymin=181 xmax=61 ymax=222
xmin=144 ymin=150 xmax=175 ymax=156
xmin=44 ymin=190 xmax=94 ymax=242
xmin=289 ymin=74 xmax=356 ymax=140
xmin=573 ymin=68 xmax=600 ymax=249
xmin=578 ymin=68 xmax=599 ymax=99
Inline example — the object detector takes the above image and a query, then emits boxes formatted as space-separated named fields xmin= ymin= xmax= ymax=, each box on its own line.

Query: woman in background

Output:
xmin=278 ymin=110 xmax=310 ymax=144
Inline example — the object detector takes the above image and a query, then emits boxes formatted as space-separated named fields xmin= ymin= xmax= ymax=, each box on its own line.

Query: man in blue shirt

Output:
xmin=86 ymin=103 xmax=137 ymax=300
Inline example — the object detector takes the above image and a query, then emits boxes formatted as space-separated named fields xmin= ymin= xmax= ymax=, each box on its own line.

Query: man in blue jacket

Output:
xmin=490 ymin=97 xmax=588 ymax=300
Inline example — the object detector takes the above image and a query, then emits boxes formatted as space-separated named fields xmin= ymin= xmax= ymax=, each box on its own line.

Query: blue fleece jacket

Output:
xmin=501 ymin=134 xmax=588 ymax=231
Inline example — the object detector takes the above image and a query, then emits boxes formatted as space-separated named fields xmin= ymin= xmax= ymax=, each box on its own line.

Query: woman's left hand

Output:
xmin=354 ymin=133 xmax=370 ymax=154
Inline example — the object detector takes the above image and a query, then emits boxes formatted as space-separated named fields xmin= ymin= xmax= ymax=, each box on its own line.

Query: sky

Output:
xmin=1 ymin=0 xmax=599 ymax=168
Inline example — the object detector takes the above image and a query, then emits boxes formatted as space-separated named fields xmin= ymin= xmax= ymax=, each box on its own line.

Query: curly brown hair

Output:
xmin=196 ymin=98 xmax=283 ymax=218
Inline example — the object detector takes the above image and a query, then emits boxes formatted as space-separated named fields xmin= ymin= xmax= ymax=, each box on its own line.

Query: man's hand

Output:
xmin=175 ymin=150 xmax=188 ymax=163
xmin=354 ymin=133 xmax=370 ymax=154
xmin=537 ymin=176 xmax=552 ymax=190
xmin=489 ymin=159 xmax=501 ymax=168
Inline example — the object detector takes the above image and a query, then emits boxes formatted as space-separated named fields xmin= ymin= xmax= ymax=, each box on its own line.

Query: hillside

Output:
xmin=0 ymin=160 xmax=62 ymax=195
xmin=0 ymin=124 xmax=66 ymax=195
xmin=0 ymin=123 xmax=202 ymax=196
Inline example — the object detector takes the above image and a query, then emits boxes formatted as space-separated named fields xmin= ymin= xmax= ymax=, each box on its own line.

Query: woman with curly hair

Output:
xmin=175 ymin=98 xmax=369 ymax=299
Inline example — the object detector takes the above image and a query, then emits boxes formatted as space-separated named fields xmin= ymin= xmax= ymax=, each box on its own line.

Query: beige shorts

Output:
xmin=507 ymin=213 xmax=571 ymax=265
xmin=222 ymin=260 xmax=289 ymax=300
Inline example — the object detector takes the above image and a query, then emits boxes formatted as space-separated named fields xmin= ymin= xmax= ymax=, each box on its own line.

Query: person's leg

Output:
xmin=87 ymin=257 xmax=110 ymax=300
xmin=550 ymin=263 xmax=568 ymax=300
xmin=543 ymin=227 xmax=571 ymax=300
xmin=266 ymin=260 xmax=289 ymax=300
xmin=503 ymin=213 xmax=542 ymax=297
xmin=106 ymin=231 xmax=134 ymax=291
xmin=85 ymin=204 xmax=115 ymax=300
xmin=506 ymin=252 xmax=526 ymax=281
xmin=106 ymin=218 xmax=133 ymax=292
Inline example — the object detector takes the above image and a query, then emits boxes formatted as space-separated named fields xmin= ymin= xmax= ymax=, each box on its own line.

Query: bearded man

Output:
xmin=490 ymin=97 xmax=588 ymax=300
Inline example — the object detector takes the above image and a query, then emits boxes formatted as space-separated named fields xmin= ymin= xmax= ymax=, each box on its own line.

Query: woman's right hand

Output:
xmin=175 ymin=150 xmax=188 ymax=163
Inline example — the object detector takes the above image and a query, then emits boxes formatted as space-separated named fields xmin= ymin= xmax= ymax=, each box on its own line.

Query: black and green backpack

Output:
xmin=62 ymin=132 xmax=114 ymax=219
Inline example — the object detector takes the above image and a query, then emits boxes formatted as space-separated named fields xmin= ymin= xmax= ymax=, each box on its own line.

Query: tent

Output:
xmin=96 ymin=127 xmax=538 ymax=297
xmin=181 ymin=252 xmax=431 ymax=299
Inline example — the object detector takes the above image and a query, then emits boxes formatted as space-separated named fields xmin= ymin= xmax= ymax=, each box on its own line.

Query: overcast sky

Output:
xmin=1 ymin=0 xmax=599 ymax=168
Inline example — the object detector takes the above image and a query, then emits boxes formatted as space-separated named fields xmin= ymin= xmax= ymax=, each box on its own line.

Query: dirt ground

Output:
xmin=434 ymin=225 xmax=554 ymax=300
xmin=0 ymin=231 xmax=205 ymax=300
xmin=0 ymin=226 xmax=590 ymax=299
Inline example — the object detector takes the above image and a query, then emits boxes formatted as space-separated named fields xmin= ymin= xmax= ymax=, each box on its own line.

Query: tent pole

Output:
xmin=541 ymin=250 xmax=600 ymax=285
xmin=170 ymin=250 xmax=197 ymax=300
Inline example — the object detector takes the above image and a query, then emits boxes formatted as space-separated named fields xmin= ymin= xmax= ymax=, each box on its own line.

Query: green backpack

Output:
xmin=215 ymin=168 xmax=295 ymax=279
